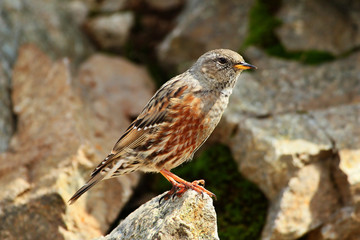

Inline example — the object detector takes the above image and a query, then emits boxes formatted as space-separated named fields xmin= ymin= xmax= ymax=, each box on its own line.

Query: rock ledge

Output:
xmin=97 ymin=190 xmax=219 ymax=240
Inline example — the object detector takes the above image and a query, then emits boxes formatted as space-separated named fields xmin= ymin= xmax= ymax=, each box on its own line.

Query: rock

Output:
xmin=66 ymin=0 xmax=89 ymax=26
xmin=145 ymin=0 xmax=184 ymax=11
xmin=312 ymin=104 xmax=360 ymax=210
xmin=0 ymin=193 xmax=67 ymax=240
xmin=74 ymin=53 xmax=155 ymax=233
xmin=221 ymin=48 xmax=360 ymax=239
xmin=97 ymin=190 xmax=219 ymax=240
xmin=0 ymin=44 xmax=155 ymax=239
xmin=0 ymin=0 xmax=93 ymax=152
xmin=0 ymin=65 xmax=13 ymax=152
xmin=224 ymin=47 xmax=360 ymax=119
xmin=230 ymin=113 xmax=333 ymax=200
xmin=157 ymin=0 xmax=255 ymax=72
xmin=85 ymin=12 xmax=134 ymax=49
xmin=306 ymin=206 xmax=360 ymax=240
xmin=0 ymin=0 xmax=92 ymax=76
xmin=261 ymin=160 xmax=340 ymax=240
xmin=276 ymin=0 xmax=360 ymax=55
xmin=76 ymin=0 xmax=128 ymax=13
xmin=77 ymin=54 xmax=155 ymax=121
xmin=95 ymin=0 xmax=128 ymax=12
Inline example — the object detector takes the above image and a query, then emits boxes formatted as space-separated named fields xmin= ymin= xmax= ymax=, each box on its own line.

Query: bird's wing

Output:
xmin=90 ymin=76 xmax=189 ymax=177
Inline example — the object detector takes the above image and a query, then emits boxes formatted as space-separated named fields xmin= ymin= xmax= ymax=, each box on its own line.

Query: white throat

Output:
xmin=220 ymin=87 xmax=233 ymax=97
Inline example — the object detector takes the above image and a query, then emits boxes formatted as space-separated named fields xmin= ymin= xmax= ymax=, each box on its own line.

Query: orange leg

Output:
xmin=159 ymin=169 xmax=216 ymax=201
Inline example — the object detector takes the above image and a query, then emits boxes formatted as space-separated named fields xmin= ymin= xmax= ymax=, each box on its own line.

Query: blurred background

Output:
xmin=0 ymin=0 xmax=359 ymax=239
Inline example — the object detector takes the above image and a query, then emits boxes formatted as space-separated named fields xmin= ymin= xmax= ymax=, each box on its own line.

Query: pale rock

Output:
xmin=261 ymin=160 xmax=340 ymax=240
xmin=219 ymin=47 xmax=360 ymax=142
xmin=230 ymin=113 xmax=332 ymax=200
xmin=0 ymin=0 xmax=92 ymax=152
xmin=76 ymin=0 xmax=128 ymax=13
xmin=306 ymin=206 xmax=360 ymax=240
xmin=0 ymin=44 xmax=155 ymax=239
xmin=276 ymin=0 xmax=360 ymax=55
xmin=85 ymin=12 xmax=134 ymax=49
xmin=97 ymin=190 xmax=219 ymax=240
xmin=237 ymin=47 xmax=360 ymax=114
xmin=223 ymin=47 xmax=360 ymax=240
xmin=0 ymin=0 xmax=92 ymax=76
xmin=157 ymin=0 xmax=255 ymax=72
xmin=94 ymin=0 xmax=128 ymax=12
xmin=312 ymin=104 xmax=360 ymax=211
xmin=66 ymin=0 xmax=89 ymax=25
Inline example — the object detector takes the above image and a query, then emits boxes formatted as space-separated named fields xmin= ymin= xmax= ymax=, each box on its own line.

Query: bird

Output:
xmin=69 ymin=49 xmax=256 ymax=204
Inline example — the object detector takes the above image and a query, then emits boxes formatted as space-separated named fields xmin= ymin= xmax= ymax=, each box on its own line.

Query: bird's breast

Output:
xmin=147 ymin=93 xmax=210 ymax=170
xmin=144 ymin=91 xmax=230 ymax=171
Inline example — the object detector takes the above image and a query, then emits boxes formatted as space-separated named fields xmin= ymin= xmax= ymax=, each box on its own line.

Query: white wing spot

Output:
xmin=104 ymin=160 xmax=124 ymax=179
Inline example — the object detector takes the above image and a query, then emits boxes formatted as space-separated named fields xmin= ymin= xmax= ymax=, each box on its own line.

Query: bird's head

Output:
xmin=190 ymin=49 xmax=256 ymax=90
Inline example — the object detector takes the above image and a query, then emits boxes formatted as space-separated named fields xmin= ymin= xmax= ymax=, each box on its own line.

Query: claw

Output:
xmin=192 ymin=179 xmax=205 ymax=187
xmin=159 ymin=184 xmax=179 ymax=204
xmin=159 ymin=169 xmax=217 ymax=201
xmin=159 ymin=195 xmax=166 ymax=204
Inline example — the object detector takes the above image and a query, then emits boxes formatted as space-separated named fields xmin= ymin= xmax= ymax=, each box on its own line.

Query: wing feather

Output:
xmin=112 ymin=76 xmax=187 ymax=153
xmin=90 ymin=75 xmax=189 ymax=177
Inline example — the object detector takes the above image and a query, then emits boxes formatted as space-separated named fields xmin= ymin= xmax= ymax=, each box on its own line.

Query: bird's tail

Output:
xmin=68 ymin=173 xmax=104 ymax=204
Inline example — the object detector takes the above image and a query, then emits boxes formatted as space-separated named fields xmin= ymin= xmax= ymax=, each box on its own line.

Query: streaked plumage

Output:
xmin=69 ymin=49 xmax=256 ymax=204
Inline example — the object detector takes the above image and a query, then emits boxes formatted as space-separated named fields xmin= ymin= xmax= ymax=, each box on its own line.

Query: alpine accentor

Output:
xmin=69 ymin=49 xmax=256 ymax=204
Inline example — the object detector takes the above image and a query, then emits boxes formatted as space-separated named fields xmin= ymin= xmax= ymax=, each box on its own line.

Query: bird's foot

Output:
xmin=159 ymin=177 xmax=216 ymax=204
xmin=159 ymin=182 xmax=184 ymax=203
xmin=159 ymin=169 xmax=217 ymax=203
xmin=177 ymin=179 xmax=217 ymax=200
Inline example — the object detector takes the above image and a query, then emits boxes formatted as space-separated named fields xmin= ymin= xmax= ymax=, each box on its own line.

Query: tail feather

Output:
xmin=68 ymin=174 xmax=104 ymax=204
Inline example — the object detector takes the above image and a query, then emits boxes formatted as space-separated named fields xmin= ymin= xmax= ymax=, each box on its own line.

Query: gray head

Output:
xmin=189 ymin=49 xmax=256 ymax=90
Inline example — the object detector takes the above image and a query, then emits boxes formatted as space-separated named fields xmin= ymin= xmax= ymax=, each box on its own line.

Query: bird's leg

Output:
xmin=159 ymin=169 xmax=217 ymax=200
xmin=192 ymin=179 xmax=205 ymax=186
xmin=159 ymin=172 xmax=185 ymax=202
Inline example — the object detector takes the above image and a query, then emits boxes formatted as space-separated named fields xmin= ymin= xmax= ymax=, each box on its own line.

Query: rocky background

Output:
xmin=0 ymin=0 xmax=359 ymax=239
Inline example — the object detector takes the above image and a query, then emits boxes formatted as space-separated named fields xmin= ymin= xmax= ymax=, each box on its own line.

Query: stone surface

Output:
xmin=0 ymin=0 xmax=92 ymax=77
xmin=312 ymin=104 xmax=360 ymax=210
xmin=306 ymin=206 xmax=360 ymax=240
xmin=145 ymin=0 xmax=184 ymax=11
xmin=230 ymin=113 xmax=333 ymax=200
xmin=66 ymin=0 xmax=89 ymax=26
xmin=157 ymin=0 xmax=255 ymax=72
xmin=0 ymin=0 xmax=93 ymax=153
xmin=218 ymin=46 xmax=360 ymax=141
xmin=227 ymin=47 xmax=360 ymax=117
xmin=75 ymin=0 xmax=128 ymax=13
xmin=276 ymin=0 xmax=360 ymax=55
xmin=0 ymin=193 xmax=67 ymax=240
xmin=261 ymin=160 xmax=340 ymax=240
xmin=221 ymin=47 xmax=360 ymax=239
xmin=0 ymin=45 xmax=155 ymax=239
xmin=97 ymin=190 xmax=219 ymax=240
xmin=85 ymin=12 xmax=134 ymax=49
xmin=0 ymin=64 xmax=13 ymax=152
xmin=228 ymin=107 xmax=359 ymax=239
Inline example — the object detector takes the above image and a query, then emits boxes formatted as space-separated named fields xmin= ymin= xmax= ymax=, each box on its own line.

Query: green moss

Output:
xmin=152 ymin=144 xmax=268 ymax=240
xmin=244 ymin=0 xmax=335 ymax=65
xmin=243 ymin=0 xmax=281 ymax=49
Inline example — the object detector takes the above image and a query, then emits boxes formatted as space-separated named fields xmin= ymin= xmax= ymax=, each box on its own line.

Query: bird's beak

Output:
xmin=233 ymin=62 xmax=257 ymax=70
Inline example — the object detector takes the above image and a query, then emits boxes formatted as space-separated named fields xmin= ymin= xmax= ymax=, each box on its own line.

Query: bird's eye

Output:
xmin=217 ymin=57 xmax=228 ymax=64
